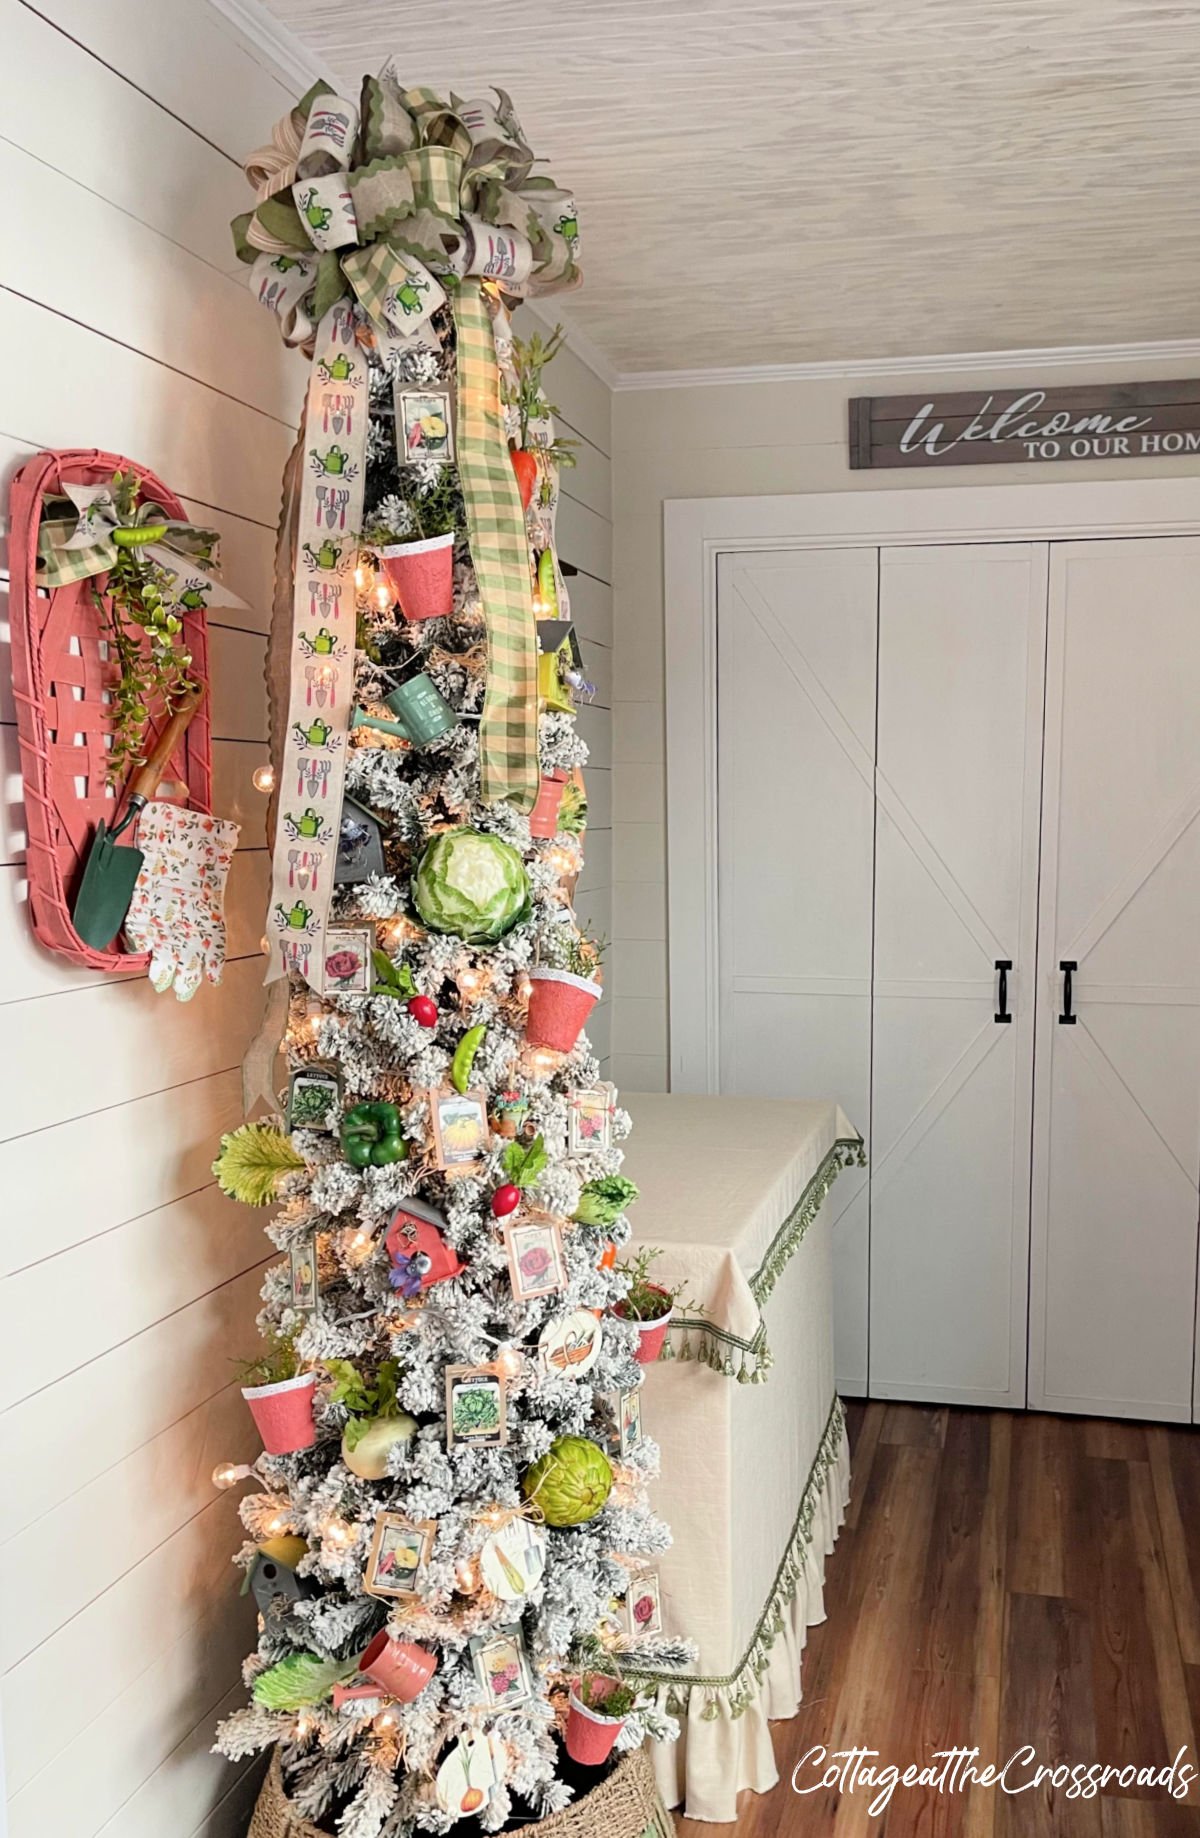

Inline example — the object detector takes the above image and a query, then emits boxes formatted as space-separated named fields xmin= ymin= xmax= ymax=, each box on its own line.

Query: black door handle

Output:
xmin=995 ymin=960 xmax=1012 ymax=1024
xmin=1059 ymin=960 xmax=1077 ymax=1025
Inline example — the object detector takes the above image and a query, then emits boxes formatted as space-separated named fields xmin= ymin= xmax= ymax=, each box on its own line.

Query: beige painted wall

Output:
xmin=611 ymin=358 xmax=1200 ymax=1092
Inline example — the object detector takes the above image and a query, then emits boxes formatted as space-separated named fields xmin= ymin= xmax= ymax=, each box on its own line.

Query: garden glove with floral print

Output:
xmin=124 ymin=801 xmax=240 ymax=1001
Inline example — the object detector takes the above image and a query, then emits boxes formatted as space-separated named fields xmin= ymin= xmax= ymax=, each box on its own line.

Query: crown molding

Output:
xmin=611 ymin=338 xmax=1200 ymax=391
xmin=207 ymin=0 xmax=323 ymax=94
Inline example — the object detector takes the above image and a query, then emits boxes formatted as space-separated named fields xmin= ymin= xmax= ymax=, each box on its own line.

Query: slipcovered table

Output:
xmin=621 ymin=1095 xmax=862 ymax=1823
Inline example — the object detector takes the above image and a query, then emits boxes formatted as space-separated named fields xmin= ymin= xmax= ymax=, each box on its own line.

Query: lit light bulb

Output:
xmin=252 ymin=764 xmax=275 ymax=793
xmin=211 ymin=1461 xmax=254 ymax=1491
xmin=529 ymin=1046 xmax=560 ymax=1079
xmin=545 ymin=845 xmax=573 ymax=876
xmin=354 ymin=564 xmax=368 ymax=592
xmin=324 ymin=1517 xmax=353 ymax=1548
xmin=296 ymin=1713 xmax=314 ymax=1740
xmin=375 ymin=1707 xmax=400 ymax=1732
xmin=374 ymin=582 xmax=392 ymax=610
xmin=458 ymin=966 xmax=486 ymax=1002
xmin=456 ymin=1556 xmax=481 ymax=1593
xmin=517 ymin=973 xmax=533 ymax=1005
xmin=259 ymin=934 xmax=271 ymax=956
xmin=496 ymin=1344 xmax=523 ymax=1381
xmin=264 ymin=1510 xmax=289 ymax=1536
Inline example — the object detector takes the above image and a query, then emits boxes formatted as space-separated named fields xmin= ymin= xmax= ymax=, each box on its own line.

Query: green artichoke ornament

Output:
xmin=521 ymin=1435 xmax=613 ymax=1526
xmin=412 ymin=828 xmax=530 ymax=943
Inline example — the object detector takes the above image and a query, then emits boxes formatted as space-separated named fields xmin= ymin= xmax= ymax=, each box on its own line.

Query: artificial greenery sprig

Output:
xmin=504 ymin=325 xmax=579 ymax=472
xmin=98 ymin=471 xmax=198 ymax=782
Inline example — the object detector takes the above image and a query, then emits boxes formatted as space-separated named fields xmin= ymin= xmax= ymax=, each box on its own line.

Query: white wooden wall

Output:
xmin=611 ymin=358 xmax=1200 ymax=1093
xmin=0 ymin=10 xmax=613 ymax=1833
xmin=0 ymin=5 xmax=297 ymax=1834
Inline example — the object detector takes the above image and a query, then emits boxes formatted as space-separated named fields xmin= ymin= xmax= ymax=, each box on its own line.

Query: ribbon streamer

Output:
xmin=264 ymin=299 xmax=366 ymax=988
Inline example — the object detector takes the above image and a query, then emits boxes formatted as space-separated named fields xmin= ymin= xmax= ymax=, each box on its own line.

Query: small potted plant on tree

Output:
xmin=504 ymin=325 xmax=579 ymax=509
xmin=525 ymin=925 xmax=605 ymax=1053
xmin=564 ymin=1645 xmax=639 ymax=1766
xmin=366 ymin=469 xmax=463 ymax=623
xmin=238 ymin=1337 xmax=317 ymax=1455
xmin=613 ymin=1246 xmax=683 ymax=1366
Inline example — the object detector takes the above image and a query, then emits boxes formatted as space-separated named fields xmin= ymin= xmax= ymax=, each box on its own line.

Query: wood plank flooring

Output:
xmin=677 ymin=1403 xmax=1200 ymax=1836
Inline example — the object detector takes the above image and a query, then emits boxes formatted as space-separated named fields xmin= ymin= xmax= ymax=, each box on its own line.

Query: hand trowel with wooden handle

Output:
xmin=72 ymin=686 xmax=204 ymax=949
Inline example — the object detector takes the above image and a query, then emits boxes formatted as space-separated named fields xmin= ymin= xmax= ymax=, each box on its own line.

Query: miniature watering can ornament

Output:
xmin=352 ymin=672 xmax=458 ymax=749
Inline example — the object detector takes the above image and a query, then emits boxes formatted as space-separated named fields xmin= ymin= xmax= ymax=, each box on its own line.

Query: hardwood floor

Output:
xmin=677 ymin=1402 xmax=1200 ymax=1836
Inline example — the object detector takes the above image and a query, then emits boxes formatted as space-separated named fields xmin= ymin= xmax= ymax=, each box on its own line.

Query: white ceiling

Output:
xmin=259 ymin=0 xmax=1200 ymax=377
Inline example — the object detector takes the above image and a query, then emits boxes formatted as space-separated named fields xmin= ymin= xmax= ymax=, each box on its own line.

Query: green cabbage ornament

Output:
xmin=521 ymin=1435 xmax=613 ymax=1526
xmin=412 ymin=828 xmax=530 ymax=944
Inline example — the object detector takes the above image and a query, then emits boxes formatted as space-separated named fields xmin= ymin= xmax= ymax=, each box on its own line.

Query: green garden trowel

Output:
xmin=73 ymin=687 xmax=204 ymax=949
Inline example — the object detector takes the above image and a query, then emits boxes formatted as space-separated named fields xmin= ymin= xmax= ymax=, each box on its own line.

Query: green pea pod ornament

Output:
xmin=450 ymin=1025 xmax=487 ymax=1096
xmin=340 ymin=1101 xmax=408 ymax=1168
xmin=536 ymin=548 xmax=558 ymax=617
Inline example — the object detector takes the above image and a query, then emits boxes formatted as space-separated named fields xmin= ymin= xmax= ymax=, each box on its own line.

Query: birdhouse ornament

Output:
xmin=386 ymin=1199 xmax=465 ymax=1295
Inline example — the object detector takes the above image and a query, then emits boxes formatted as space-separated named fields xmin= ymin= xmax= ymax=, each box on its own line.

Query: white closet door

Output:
xmin=870 ymin=543 xmax=1047 ymax=1407
xmin=1029 ymin=538 xmax=1200 ymax=1423
xmin=716 ymin=549 xmax=878 ymax=1393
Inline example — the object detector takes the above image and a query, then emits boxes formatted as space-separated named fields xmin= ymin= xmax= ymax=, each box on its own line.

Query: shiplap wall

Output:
xmin=610 ymin=357 xmax=1200 ymax=1093
xmin=0 ymin=4 xmax=304 ymax=1834
xmin=0 ymin=9 xmax=612 ymax=1834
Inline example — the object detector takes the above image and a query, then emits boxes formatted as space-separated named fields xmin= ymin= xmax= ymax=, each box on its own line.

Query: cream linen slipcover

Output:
xmin=621 ymin=1095 xmax=858 ymax=1822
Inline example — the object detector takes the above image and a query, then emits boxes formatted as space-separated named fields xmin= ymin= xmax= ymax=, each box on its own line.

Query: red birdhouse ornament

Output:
xmin=385 ymin=1199 xmax=465 ymax=1295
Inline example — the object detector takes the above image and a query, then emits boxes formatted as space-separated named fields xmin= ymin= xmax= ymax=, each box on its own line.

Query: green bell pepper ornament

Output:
xmin=340 ymin=1101 xmax=408 ymax=1168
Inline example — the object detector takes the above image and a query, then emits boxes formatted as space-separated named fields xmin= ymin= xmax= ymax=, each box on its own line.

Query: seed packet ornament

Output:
xmin=469 ymin=1625 xmax=535 ymax=1708
xmin=479 ymin=1514 xmax=547 ymax=1601
xmin=623 ymin=1568 xmax=663 ymax=1638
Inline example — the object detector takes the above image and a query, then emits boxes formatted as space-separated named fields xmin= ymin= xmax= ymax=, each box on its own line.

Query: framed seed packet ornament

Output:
xmin=503 ymin=1215 xmax=567 ymax=1301
xmin=428 ymin=1087 xmax=489 ymax=1172
xmin=363 ymin=1512 xmax=436 ymax=1601
xmin=599 ymin=1388 xmax=643 ymax=1459
xmin=623 ymin=1568 xmax=663 ymax=1638
xmin=469 ymin=1625 xmax=535 ymax=1709
xmin=287 ymin=1065 xmax=340 ymax=1132
xmin=397 ymin=387 xmax=454 ymax=462
xmin=567 ymin=1082 xmax=616 ymax=1153
xmin=320 ymin=926 xmax=372 ymax=994
xmin=288 ymin=1239 xmax=319 ymax=1310
xmin=445 ymin=1363 xmax=508 ymax=1448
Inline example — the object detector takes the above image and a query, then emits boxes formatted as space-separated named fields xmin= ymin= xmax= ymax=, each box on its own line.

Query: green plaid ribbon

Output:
xmin=453 ymin=286 xmax=539 ymax=811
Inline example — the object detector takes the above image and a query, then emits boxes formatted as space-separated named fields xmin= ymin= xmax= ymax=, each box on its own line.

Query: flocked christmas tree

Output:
xmin=211 ymin=67 xmax=690 ymax=1838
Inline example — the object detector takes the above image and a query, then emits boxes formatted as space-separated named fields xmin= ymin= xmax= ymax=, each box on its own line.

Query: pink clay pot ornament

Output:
xmin=378 ymin=533 xmax=454 ymax=622
xmin=564 ymin=1679 xmax=627 ymax=1766
xmin=241 ymin=1371 xmax=317 ymax=1455
xmin=525 ymin=967 xmax=600 ymax=1053
xmin=617 ymin=1285 xmax=675 ymax=1365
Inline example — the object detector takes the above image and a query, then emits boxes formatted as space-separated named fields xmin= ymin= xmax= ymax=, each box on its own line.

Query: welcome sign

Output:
xmin=849 ymin=380 xmax=1200 ymax=469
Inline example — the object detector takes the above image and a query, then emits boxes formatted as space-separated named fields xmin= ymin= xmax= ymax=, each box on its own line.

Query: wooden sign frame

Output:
xmin=849 ymin=379 xmax=1200 ymax=470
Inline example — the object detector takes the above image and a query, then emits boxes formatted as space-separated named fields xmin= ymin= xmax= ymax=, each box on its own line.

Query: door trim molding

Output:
xmin=664 ymin=477 xmax=1200 ymax=1092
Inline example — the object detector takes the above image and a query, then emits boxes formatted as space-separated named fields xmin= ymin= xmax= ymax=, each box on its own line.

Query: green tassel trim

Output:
xmin=635 ymin=1394 xmax=847 ymax=1715
xmin=664 ymin=1139 xmax=864 ymax=1384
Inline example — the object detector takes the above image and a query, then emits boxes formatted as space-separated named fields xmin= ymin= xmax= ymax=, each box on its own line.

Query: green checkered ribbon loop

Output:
xmin=454 ymin=288 xmax=540 ymax=810
xmin=36 ymin=481 xmax=243 ymax=611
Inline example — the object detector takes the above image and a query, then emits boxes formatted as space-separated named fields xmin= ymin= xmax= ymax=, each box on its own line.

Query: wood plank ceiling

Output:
xmin=263 ymin=0 xmax=1200 ymax=374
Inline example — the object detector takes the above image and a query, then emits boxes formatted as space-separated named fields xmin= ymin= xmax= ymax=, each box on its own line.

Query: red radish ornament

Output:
xmin=408 ymin=994 xmax=438 ymax=1028
xmin=510 ymin=448 xmax=537 ymax=510
xmin=491 ymin=1184 xmax=521 ymax=1219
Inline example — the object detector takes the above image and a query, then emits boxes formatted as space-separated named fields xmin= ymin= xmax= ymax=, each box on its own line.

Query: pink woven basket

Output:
xmin=8 ymin=449 xmax=213 ymax=970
